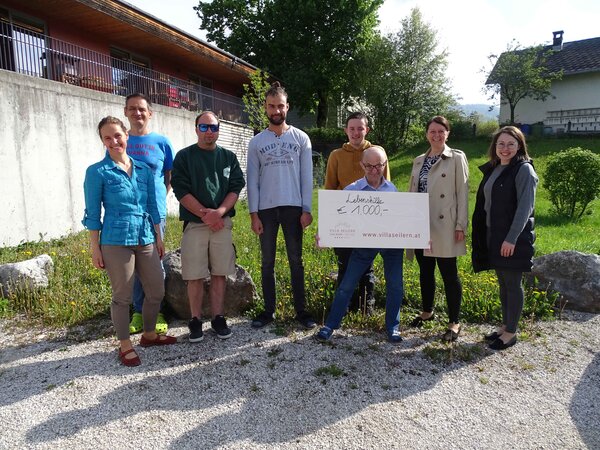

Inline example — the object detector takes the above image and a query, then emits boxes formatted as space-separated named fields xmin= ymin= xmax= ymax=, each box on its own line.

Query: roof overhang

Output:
xmin=2 ymin=0 xmax=256 ymax=85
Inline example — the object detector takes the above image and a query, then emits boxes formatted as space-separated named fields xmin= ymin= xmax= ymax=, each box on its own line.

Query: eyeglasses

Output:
xmin=363 ymin=162 xmax=387 ymax=171
xmin=197 ymin=124 xmax=219 ymax=132
xmin=496 ymin=142 xmax=517 ymax=149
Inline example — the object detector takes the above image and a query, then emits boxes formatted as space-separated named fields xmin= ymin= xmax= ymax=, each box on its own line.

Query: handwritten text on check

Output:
xmin=318 ymin=190 xmax=430 ymax=249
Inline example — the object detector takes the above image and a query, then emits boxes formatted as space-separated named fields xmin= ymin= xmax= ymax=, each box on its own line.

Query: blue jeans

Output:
xmin=258 ymin=206 xmax=305 ymax=314
xmin=132 ymin=218 xmax=166 ymax=313
xmin=325 ymin=248 xmax=404 ymax=335
xmin=334 ymin=247 xmax=375 ymax=310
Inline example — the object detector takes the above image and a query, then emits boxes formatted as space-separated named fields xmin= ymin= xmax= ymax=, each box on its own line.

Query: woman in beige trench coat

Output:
xmin=407 ymin=116 xmax=469 ymax=341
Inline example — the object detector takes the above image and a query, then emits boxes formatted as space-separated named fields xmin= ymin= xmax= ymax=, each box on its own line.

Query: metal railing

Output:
xmin=0 ymin=22 xmax=247 ymax=123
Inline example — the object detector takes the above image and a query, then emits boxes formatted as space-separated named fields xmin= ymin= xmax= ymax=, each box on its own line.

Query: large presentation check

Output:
xmin=318 ymin=190 xmax=430 ymax=249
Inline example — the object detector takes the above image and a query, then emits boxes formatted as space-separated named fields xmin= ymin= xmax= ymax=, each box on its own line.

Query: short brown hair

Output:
xmin=195 ymin=110 xmax=220 ymax=127
xmin=125 ymin=93 xmax=152 ymax=109
xmin=345 ymin=112 xmax=369 ymax=127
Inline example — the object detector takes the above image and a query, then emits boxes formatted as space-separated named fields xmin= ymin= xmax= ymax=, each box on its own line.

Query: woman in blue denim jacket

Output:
xmin=83 ymin=116 xmax=176 ymax=367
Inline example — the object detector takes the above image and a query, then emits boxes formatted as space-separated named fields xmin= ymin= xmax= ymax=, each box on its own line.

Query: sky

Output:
xmin=124 ymin=0 xmax=600 ymax=105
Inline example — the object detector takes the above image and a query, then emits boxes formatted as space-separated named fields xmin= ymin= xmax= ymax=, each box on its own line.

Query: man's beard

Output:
xmin=268 ymin=113 xmax=286 ymax=125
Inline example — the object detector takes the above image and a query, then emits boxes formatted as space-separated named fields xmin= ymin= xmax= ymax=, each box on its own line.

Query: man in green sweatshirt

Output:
xmin=171 ymin=111 xmax=245 ymax=342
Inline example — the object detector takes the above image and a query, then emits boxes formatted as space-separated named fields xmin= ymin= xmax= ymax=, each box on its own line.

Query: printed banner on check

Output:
xmin=318 ymin=190 xmax=430 ymax=249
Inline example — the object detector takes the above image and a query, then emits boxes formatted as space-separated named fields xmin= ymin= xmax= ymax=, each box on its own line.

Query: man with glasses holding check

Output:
xmin=171 ymin=111 xmax=245 ymax=342
xmin=324 ymin=112 xmax=391 ymax=315
xmin=316 ymin=146 xmax=404 ymax=344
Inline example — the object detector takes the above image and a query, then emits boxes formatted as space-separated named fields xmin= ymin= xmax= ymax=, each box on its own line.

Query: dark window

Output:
xmin=0 ymin=9 xmax=46 ymax=77
xmin=189 ymin=74 xmax=214 ymax=112
xmin=110 ymin=47 xmax=152 ymax=96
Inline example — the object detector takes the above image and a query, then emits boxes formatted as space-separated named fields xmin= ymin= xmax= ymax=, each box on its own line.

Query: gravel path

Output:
xmin=1 ymin=311 xmax=599 ymax=449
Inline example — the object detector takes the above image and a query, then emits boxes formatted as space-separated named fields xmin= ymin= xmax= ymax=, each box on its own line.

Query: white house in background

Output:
xmin=497 ymin=31 xmax=600 ymax=134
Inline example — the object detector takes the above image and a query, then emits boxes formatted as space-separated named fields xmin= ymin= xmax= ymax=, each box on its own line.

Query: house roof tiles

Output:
xmin=544 ymin=36 xmax=600 ymax=75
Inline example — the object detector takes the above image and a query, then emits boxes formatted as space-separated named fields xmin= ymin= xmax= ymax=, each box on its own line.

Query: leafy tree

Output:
xmin=242 ymin=69 xmax=271 ymax=132
xmin=352 ymin=8 xmax=454 ymax=151
xmin=195 ymin=0 xmax=383 ymax=127
xmin=484 ymin=40 xmax=562 ymax=124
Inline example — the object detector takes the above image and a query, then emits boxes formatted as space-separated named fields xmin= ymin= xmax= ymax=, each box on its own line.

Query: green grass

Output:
xmin=314 ymin=364 xmax=345 ymax=377
xmin=1 ymin=136 xmax=598 ymax=328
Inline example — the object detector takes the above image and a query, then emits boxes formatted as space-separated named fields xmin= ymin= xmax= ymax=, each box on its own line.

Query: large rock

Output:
xmin=163 ymin=249 xmax=257 ymax=319
xmin=0 ymin=254 xmax=54 ymax=297
xmin=531 ymin=250 xmax=600 ymax=313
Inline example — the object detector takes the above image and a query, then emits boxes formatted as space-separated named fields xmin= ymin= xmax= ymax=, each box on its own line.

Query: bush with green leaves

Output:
xmin=475 ymin=120 xmax=499 ymax=138
xmin=544 ymin=147 xmax=600 ymax=219
xmin=304 ymin=127 xmax=347 ymax=143
xmin=448 ymin=119 xmax=475 ymax=140
xmin=242 ymin=69 xmax=271 ymax=132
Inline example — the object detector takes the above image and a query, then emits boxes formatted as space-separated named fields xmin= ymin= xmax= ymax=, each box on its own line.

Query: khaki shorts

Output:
xmin=181 ymin=217 xmax=236 ymax=280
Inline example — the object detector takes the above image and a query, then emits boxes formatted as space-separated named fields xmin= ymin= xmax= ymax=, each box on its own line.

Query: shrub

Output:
xmin=304 ymin=127 xmax=347 ymax=143
xmin=242 ymin=69 xmax=271 ymax=132
xmin=448 ymin=119 xmax=474 ymax=140
xmin=475 ymin=120 xmax=499 ymax=138
xmin=544 ymin=147 xmax=600 ymax=219
xmin=312 ymin=152 xmax=326 ymax=188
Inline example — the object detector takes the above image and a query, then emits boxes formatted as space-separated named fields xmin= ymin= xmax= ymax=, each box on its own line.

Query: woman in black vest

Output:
xmin=472 ymin=126 xmax=538 ymax=350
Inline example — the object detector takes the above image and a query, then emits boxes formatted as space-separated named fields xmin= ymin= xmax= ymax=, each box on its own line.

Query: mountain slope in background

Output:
xmin=459 ymin=104 xmax=499 ymax=121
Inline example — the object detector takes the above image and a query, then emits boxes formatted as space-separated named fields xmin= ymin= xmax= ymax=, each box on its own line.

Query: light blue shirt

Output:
xmin=82 ymin=154 xmax=160 ymax=246
xmin=345 ymin=176 xmax=398 ymax=192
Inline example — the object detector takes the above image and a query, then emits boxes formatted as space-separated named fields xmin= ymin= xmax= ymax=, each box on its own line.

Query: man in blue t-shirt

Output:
xmin=124 ymin=93 xmax=174 ymax=334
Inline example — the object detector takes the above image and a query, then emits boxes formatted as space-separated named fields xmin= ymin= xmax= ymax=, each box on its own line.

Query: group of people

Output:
xmin=317 ymin=114 xmax=537 ymax=352
xmin=83 ymin=83 xmax=538 ymax=367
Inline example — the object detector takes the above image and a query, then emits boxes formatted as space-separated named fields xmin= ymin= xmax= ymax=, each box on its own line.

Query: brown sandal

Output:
xmin=119 ymin=348 xmax=141 ymax=367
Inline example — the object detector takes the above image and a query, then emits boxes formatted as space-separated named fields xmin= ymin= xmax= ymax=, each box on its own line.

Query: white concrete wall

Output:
xmin=499 ymin=72 xmax=600 ymax=124
xmin=0 ymin=69 xmax=252 ymax=247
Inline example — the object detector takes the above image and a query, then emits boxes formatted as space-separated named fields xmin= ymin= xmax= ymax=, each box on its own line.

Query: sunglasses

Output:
xmin=197 ymin=124 xmax=219 ymax=132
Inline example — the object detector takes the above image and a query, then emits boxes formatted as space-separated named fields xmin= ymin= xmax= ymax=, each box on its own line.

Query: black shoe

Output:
xmin=296 ymin=311 xmax=317 ymax=329
xmin=410 ymin=313 xmax=435 ymax=328
xmin=489 ymin=335 xmax=517 ymax=350
xmin=211 ymin=315 xmax=232 ymax=339
xmin=251 ymin=311 xmax=274 ymax=328
xmin=188 ymin=316 xmax=204 ymax=343
xmin=484 ymin=331 xmax=502 ymax=341
xmin=442 ymin=325 xmax=461 ymax=342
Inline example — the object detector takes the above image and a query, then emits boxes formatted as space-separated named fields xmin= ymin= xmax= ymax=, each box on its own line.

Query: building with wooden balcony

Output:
xmin=0 ymin=0 xmax=257 ymax=122
xmin=0 ymin=0 xmax=256 ymax=246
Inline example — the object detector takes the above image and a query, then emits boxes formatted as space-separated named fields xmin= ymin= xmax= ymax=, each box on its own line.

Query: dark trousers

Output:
xmin=334 ymin=247 xmax=375 ymax=312
xmin=258 ymin=206 xmax=305 ymax=315
xmin=415 ymin=250 xmax=462 ymax=323
xmin=495 ymin=269 xmax=524 ymax=333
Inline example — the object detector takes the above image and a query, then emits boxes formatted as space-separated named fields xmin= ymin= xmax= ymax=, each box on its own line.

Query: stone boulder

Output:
xmin=0 ymin=254 xmax=54 ymax=297
xmin=530 ymin=250 xmax=600 ymax=313
xmin=163 ymin=249 xmax=257 ymax=319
